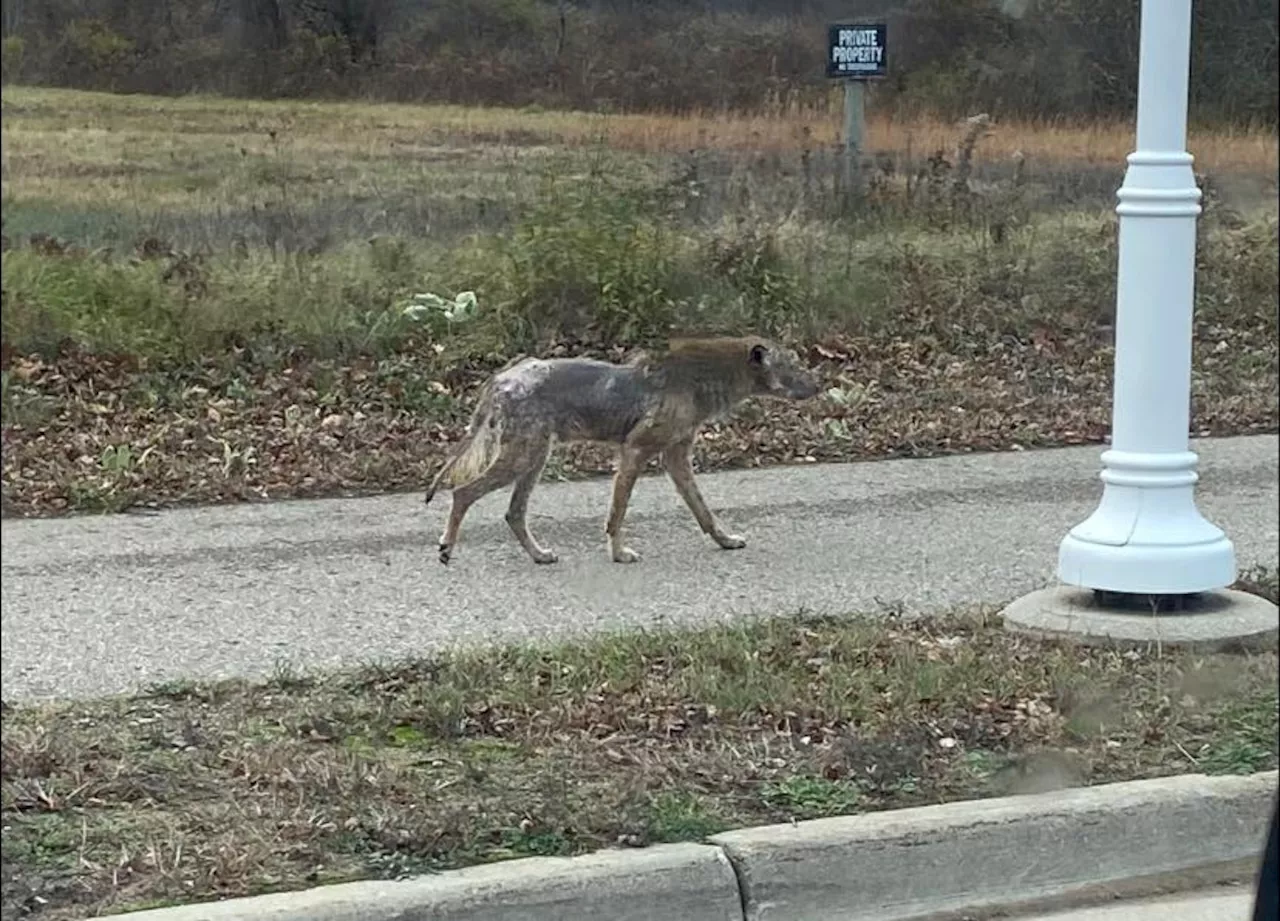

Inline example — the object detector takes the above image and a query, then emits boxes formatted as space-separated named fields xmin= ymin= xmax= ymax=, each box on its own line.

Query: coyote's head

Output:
xmin=745 ymin=338 xmax=821 ymax=401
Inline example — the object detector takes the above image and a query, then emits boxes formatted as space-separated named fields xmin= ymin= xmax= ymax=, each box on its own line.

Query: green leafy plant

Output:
xmin=404 ymin=290 xmax=479 ymax=326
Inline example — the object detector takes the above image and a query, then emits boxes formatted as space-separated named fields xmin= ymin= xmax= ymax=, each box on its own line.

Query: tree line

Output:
xmin=2 ymin=0 xmax=1276 ymax=126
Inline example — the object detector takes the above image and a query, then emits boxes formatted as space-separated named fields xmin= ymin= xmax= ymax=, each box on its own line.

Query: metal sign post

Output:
xmin=827 ymin=23 xmax=887 ymax=200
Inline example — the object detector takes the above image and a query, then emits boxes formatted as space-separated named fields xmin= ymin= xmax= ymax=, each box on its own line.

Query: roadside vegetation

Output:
xmin=3 ymin=86 xmax=1277 ymax=516
xmin=3 ymin=570 xmax=1277 ymax=918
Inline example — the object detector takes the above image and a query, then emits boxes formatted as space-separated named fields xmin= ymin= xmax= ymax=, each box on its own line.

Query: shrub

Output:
xmin=464 ymin=174 xmax=688 ymax=349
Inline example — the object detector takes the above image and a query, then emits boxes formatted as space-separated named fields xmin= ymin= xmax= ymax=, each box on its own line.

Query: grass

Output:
xmin=3 ymin=85 xmax=1276 ymax=258
xmin=1 ymin=85 xmax=1277 ymax=517
xmin=5 ymin=85 xmax=1278 ymax=175
xmin=3 ymin=582 xmax=1277 ymax=919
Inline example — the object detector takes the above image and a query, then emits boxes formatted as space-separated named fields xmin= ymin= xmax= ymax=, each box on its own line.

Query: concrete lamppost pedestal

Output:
xmin=1001 ymin=585 xmax=1278 ymax=651
xmin=1000 ymin=0 xmax=1278 ymax=648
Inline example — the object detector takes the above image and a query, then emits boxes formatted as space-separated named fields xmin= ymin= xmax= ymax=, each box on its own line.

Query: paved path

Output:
xmin=3 ymin=435 xmax=1276 ymax=701
xmin=1012 ymin=887 xmax=1255 ymax=921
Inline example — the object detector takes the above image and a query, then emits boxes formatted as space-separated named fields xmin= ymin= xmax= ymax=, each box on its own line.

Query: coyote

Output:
xmin=424 ymin=336 xmax=821 ymax=565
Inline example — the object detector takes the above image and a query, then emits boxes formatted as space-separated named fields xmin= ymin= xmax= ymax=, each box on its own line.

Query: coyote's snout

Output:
xmin=424 ymin=336 xmax=821 ymax=565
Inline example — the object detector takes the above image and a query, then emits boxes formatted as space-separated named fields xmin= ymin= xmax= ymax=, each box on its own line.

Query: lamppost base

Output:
xmin=1001 ymin=585 xmax=1278 ymax=652
xmin=1058 ymin=529 xmax=1236 ymax=596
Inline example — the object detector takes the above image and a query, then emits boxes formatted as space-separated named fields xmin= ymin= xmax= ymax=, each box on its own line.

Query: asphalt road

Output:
xmin=3 ymin=435 xmax=1276 ymax=702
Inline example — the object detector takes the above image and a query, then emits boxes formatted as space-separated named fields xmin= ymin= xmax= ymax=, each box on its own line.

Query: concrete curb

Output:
xmin=118 ymin=772 xmax=1276 ymax=921
xmin=710 ymin=771 xmax=1277 ymax=921
xmin=117 ymin=842 xmax=743 ymax=921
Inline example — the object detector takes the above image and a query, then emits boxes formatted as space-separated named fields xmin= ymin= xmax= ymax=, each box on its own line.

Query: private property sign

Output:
xmin=827 ymin=24 xmax=887 ymax=79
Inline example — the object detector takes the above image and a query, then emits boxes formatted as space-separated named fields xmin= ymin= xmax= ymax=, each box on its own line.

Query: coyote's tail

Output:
xmin=423 ymin=398 xmax=504 ymax=506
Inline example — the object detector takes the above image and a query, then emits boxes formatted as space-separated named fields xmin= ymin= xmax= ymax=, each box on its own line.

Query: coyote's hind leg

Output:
xmin=438 ymin=433 xmax=552 ymax=565
xmin=438 ymin=465 xmax=520 ymax=564
xmin=504 ymin=436 xmax=557 ymax=564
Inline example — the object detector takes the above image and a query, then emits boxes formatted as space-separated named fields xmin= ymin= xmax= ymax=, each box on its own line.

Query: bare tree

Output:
xmin=2 ymin=0 xmax=24 ymax=38
xmin=238 ymin=0 xmax=289 ymax=50
xmin=293 ymin=0 xmax=388 ymax=62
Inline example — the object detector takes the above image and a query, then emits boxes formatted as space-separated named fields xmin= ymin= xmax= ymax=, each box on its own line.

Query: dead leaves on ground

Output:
xmin=2 ymin=309 xmax=1276 ymax=517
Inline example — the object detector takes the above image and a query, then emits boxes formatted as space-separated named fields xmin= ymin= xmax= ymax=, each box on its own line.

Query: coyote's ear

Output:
xmin=749 ymin=343 xmax=767 ymax=364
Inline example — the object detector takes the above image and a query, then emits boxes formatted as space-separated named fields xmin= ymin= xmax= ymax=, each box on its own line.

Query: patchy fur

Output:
xmin=425 ymin=336 xmax=820 ymax=565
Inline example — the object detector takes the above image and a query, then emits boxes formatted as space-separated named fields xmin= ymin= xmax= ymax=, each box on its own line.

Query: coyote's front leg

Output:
xmin=662 ymin=439 xmax=745 ymax=550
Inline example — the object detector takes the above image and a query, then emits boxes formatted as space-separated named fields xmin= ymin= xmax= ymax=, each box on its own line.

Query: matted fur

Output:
xmin=425 ymin=336 xmax=820 ymax=565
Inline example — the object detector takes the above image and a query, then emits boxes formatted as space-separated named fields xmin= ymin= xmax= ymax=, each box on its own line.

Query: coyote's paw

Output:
xmin=612 ymin=546 xmax=641 ymax=564
xmin=532 ymin=549 xmax=559 ymax=565
xmin=715 ymin=532 xmax=746 ymax=550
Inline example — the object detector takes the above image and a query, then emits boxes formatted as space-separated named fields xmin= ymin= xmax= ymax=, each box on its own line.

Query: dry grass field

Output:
xmin=5 ymin=85 xmax=1279 ymax=166
xmin=3 ymin=88 xmax=1276 ymax=229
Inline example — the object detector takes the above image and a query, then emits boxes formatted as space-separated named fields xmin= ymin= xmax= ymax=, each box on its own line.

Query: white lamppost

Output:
xmin=1056 ymin=0 xmax=1235 ymax=597
xmin=1003 ymin=0 xmax=1277 ymax=645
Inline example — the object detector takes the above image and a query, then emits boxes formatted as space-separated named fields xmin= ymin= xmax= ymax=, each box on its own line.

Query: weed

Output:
xmin=647 ymin=792 xmax=728 ymax=842
xmin=761 ymin=776 xmax=863 ymax=819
